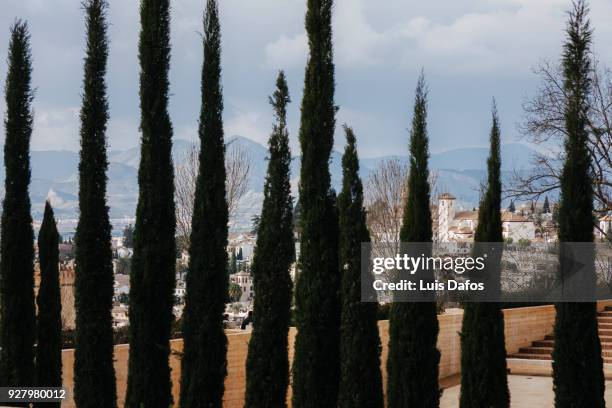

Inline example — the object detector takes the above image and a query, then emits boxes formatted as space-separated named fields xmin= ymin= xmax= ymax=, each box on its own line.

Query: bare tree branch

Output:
xmin=511 ymin=58 xmax=612 ymax=238
xmin=175 ymin=140 xmax=251 ymax=248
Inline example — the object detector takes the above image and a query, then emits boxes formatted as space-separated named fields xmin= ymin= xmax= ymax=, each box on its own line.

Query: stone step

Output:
xmin=509 ymin=313 xmax=612 ymax=364
xmin=537 ymin=333 xmax=612 ymax=340
xmin=519 ymin=346 xmax=552 ymax=355
xmin=601 ymin=336 xmax=612 ymax=342
xmin=509 ymin=353 xmax=552 ymax=360
xmin=532 ymin=340 xmax=554 ymax=348
xmin=510 ymin=353 xmax=612 ymax=364
xmin=598 ymin=311 xmax=612 ymax=317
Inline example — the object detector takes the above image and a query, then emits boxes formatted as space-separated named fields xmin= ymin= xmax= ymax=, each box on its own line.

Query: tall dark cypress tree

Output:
xmin=387 ymin=73 xmax=440 ymax=408
xmin=552 ymin=2 xmax=605 ymax=407
xmin=73 ymin=1 xmax=117 ymax=406
xmin=0 ymin=21 xmax=36 ymax=390
xmin=337 ymin=126 xmax=384 ymax=408
xmin=179 ymin=1 xmax=228 ymax=406
xmin=244 ymin=71 xmax=294 ymax=408
xmin=292 ymin=0 xmax=341 ymax=406
xmin=35 ymin=201 xmax=62 ymax=408
xmin=126 ymin=0 xmax=176 ymax=406
xmin=459 ymin=103 xmax=509 ymax=408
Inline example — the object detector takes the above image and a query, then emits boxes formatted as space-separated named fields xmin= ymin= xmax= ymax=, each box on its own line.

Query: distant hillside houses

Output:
xmin=437 ymin=193 xmax=536 ymax=242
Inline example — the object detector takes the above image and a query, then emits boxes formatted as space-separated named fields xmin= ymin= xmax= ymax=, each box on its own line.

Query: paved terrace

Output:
xmin=441 ymin=375 xmax=612 ymax=407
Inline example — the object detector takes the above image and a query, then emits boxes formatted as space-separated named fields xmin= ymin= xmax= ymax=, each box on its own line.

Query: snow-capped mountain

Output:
xmin=0 ymin=136 xmax=542 ymax=234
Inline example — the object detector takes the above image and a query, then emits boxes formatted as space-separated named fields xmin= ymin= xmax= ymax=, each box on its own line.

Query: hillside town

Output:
xmin=436 ymin=192 xmax=612 ymax=243
xmin=33 ymin=226 xmax=261 ymax=331
xmin=34 ymin=191 xmax=612 ymax=332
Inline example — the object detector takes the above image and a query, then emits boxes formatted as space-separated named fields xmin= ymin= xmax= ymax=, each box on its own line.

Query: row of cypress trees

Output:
xmin=457 ymin=2 xmax=605 ymax=407
xmin=0 ymin=3 xmax=110 ymax=407
xmin=0 ymin=20 xmax=63 ymax=408
xmin=0 ymin=20 xmax=64 ymax=408
xmin=461 ymin=2 xmax=606 ymax=407
xmin=0 ymin=1 xmax=604 ymax=408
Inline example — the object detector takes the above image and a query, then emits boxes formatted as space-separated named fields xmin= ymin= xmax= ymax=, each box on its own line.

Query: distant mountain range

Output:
xmin=0 ymin=136 xmax=542 ymax=234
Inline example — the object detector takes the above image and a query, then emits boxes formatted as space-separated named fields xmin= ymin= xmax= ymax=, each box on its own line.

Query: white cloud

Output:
xmin=264 ymin=33 xmax=308 ymax=69
xmin=30 ymin=107 xmax=140 ymax=152
xmin=262 ymin=0 xmax=609 ymax=76
xmin=32 ymin=106 xmax=79 ymax=151
xmin=4 ymin=0 xmax=612 ymax=157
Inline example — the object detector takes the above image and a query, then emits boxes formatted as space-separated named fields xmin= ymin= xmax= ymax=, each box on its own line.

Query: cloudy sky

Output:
xmin=1 ymin=0 xmax=612 ymax=157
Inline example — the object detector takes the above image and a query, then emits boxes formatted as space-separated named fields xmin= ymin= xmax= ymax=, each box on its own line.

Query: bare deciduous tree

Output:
xmin=364 ymin=158 xmax=437 ymax=301
xmin=509 ymin=60 xmax=612 ymax=234
xmin=175 ymin=140 xmax=251 ymax=248
xmin=365 ymin=158 xmax=438 ymax=244
xmin=365 ymin=159 xmax=409 ymax=246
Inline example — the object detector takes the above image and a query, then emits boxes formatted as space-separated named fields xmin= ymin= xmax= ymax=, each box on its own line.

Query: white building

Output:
xmin=502 ymin=212 xmax=537 ymax=241
xmin=597 ymin=215 xmax=612 ymax=240
xmin=437 ymin=193 xmax=536 ymax=242
xmin=229 ymin=233 xmax=256 ymax=261
xmin=175 ymin=280 xmax=186 ymax=299
xmin=112 ymin=305 xmax=129 ymax=328
xmin=230 ymin=270 xmax=253 ymax=302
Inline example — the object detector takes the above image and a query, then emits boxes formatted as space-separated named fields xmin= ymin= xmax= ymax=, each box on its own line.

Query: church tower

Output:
xmin=438 ymin=193 xmax=456 ymax=242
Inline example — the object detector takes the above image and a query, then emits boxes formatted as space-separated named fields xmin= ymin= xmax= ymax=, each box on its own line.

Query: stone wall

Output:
xmin=34 ymin=264 xmax=76 ymax=330
xmin=58 ymin=303 xmax=604 ymax=407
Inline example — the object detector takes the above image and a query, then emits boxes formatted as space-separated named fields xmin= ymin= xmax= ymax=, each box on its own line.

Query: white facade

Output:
xmin=437 ymin=193 xmax=536 ymax=242
xmin=230 ymin=270 xmax=253 ymax=302
xmin=437 ymin=193 xmax=456 ymax=242
xmin=112 ymin=306 xmax=129 ymax=328
xmin=597 ymin=215 xmax=612 ymax=239
xmin=175 ymin=280 xmax=186 ymax=299
xmin=502 ymin=218 xmax=536 ymax=241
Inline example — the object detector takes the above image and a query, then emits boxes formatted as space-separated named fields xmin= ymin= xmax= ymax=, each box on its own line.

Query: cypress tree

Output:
xmin=237 ymin=247 xmax=243 ymax=261
xmin=337 ymin=126 xmax=384 ymax=408
xmin=229 ymin=250 xmax=237 ymax=275
xmin=292 ymin=0 xmax=341 ymax=406
xmin=459 ymin=103 xmax=509 ymax=408
xmin=73 ymin=1 xmax=117 ymax=406
xmin=387 ymin=73 xmax=440 ymax=408
xmin=552 ymin=2 xmax=605 ymax=407
xmin=179 ymin=1 xmax=228 ymax=406
xmin=507 ymin=200 xmax=515 ymax=213
xmin=0 ymin=20 xmax=36 ymax=389
xmin=35 ymin=202 xmax=62 ymax=408
xmin=244 ymin=71 xmax=294 ymax=408
xmin=126 ymin=0 xmax=176 ymax=406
